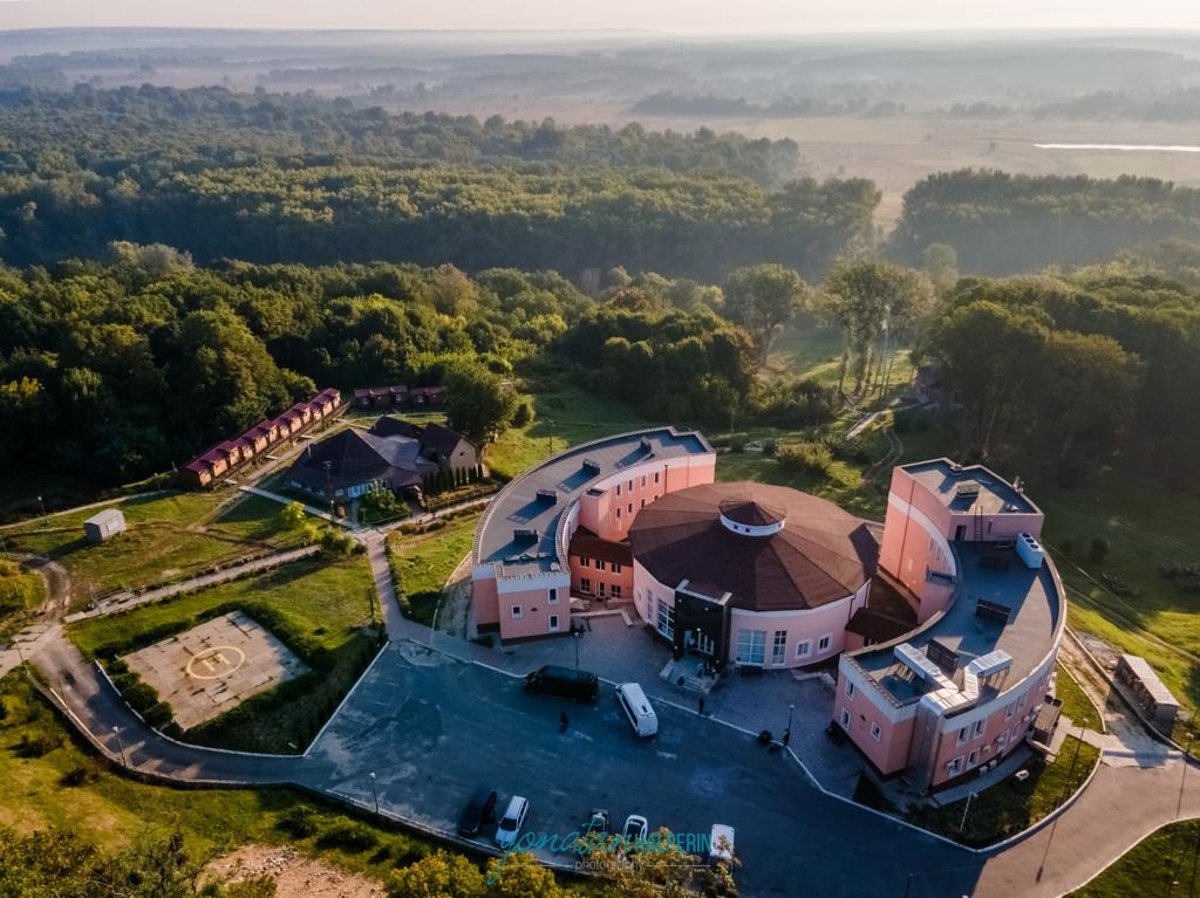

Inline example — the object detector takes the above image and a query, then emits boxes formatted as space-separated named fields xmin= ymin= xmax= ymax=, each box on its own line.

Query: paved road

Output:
xmin=64 ymin=544 xmax=321 ymax=623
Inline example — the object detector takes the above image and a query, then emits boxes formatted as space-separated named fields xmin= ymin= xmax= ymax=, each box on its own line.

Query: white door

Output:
xmin=695 ymin=631 xmax=715 ymax=656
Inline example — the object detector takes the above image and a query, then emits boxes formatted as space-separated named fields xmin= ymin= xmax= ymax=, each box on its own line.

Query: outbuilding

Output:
xmin=83 ymin=508 xmax=127 ymax=543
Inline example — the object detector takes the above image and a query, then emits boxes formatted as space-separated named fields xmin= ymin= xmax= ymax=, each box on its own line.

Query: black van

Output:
xmin=523 ymin=665 xmax=600 ymax=703
xmin=458 ymin=786 xmax=498 ymax=837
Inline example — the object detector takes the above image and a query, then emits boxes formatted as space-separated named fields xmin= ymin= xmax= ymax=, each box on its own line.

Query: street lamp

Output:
xmin=369 ymin=771 xmax=379 ymax=815
xmin=112 ymin=726 xmax=127 ymax=767
xmin=786 ymin=703 xmax=795 ymax=737
xmin=37 ymin=495 xmax=47 ymax=526
xmin=574 ymin=626 xmax=582 ymax=670
xmin=958 ymin=791 xmax=976 ymax=835
xmin=323 ymin=460 xmax=334 ymax=518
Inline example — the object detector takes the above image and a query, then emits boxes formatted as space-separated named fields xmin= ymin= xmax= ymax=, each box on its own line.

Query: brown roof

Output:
xmin=628 ymin=482 xmax=877 ymax=612
xmin=568 ymin=528 xmax=633 ymax=567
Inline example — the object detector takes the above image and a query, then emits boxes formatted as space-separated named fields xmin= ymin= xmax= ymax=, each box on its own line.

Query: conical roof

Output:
xmin=628 ymin=482 xmax=877 ymax=612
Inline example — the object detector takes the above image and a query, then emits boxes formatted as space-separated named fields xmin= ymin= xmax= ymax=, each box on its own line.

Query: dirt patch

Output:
xmin=204 ymin=845 xmax=386 ymax=898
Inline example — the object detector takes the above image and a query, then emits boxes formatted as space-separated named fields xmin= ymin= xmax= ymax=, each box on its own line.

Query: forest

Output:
xmin=0 ymin=85 xmax=877 ymax=279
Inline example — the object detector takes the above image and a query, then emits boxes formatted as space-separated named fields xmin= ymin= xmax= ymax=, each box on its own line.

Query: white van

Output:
xmin=494 ymin=795 xmax=529 ymax=849
xmin=615 ymin=682 xmax=658 ymax=737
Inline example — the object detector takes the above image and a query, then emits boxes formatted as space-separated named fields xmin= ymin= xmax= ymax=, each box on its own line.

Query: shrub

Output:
xmin=16 ymin=731 xmax=62 ymax=758
xmin=316 ymin=822 xmax=378 ymax=852
xmin=60 ymin=762 xmax=103 ymax=787
xmin=760 ymin=438 xmax=777 ymax=457
xmin=510 ymin=400 xmax=533 ymax=428
xmin=277 ymin=806 xmax=320 ymax=838
xmin=729 ymin=436 xmax=747 ymax=453
xmin=776 ymin=441 xmax=835 ymax=476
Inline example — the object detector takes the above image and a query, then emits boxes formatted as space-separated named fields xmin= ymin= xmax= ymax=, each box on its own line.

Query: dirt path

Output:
xmin=205 ymin=845 xmax=385 ymax=898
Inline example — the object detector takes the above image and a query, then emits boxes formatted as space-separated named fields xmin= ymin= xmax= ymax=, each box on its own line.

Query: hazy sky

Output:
xmin=2 ymin=0 xmax=1200 ymax=32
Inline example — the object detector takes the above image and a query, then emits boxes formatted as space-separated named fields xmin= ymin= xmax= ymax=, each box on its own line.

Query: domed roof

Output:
xmin=629 ymin=482 xmax=878 ymax=612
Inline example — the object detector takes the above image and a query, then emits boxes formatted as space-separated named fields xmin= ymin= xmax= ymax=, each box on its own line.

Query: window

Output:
xmin=736 ymin=630 xmax=766 ymax=665
xmin=1018 ymin=692 xmax=1028 ymax=710
xmin=580 ymin=578 xmax=592 ymax=594
xmin=840 ymin=708 xmax=851 ymax=730
xmin=957 ymin=726 xmax=969 ymax=745
xmin=596 ymin=560 xmax=606 ymax=572
xmin=548 ymin=588 xmax=558 ymax=604
xmin=871 ymin=722 xmax=882 ymax=742
xmin=627 ymin=502 xmax=633 ymax=515
xmin=628 ymin=480 xmax=633 ymax=492
xmin=580 ymin=556 xmax=590 ymax=568
xmin=598 ymin=582 xmax=606 ymax=598
xmin=654 ymin=471 xmax=660 ymax=484
xmin=616 ymin=483 xmax=621 ymax=496
xmin=549 ymin=614 xmax=560 ymax=631
xmin=772 ymin=630 xmax=787 ymax=665
xmin=611 ymin=585 xmax=622 ymax=599
xmin=845 ymin=680 xmax=856 ymax=698
xmin=817 ymin=634 xmax=832 ymax=653
xmin=948 ymin=756 xmax=963 ymax=776
xmin=967 ymin=749 xmax=979 ymax=768
xmin=616 ymin=508 xmax=621 ymax=520
xmin=612 ymin=562 xmax=623 ymax=574
xmin=641 ymin=475 xmax=646 ymax=487
xmin=511 ymin=605 xmax=523 ymax=619
xmin=640 ymin=499 xmax=646 ymax=508
xmin=795 ymin=640 xmax=811 ymax=659
xmin=655 ymin=598 xmax=675 ymax=639
xmin=1005 ymin=703 xmax=1015 ymax=721
xmin=973 ymin=720 xmax=985 ymax=739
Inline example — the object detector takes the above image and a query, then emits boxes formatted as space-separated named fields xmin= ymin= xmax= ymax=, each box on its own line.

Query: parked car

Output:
xmin=457 ymin=786 xmax=497 ymax=837
xmin=708 ymin=823 xmax=736 ymax=865
xmin=495 ymin=796 xmax=530 ymax=849
xmin=524 ymin=665 xmax=600 ymax=703
xmin=622 ymin=814 xmax=649 ymax=843
xmin=576 ymin=808 xmax=610 ymax=854
xmin=615 ymin=682 xmax=659 ymax=737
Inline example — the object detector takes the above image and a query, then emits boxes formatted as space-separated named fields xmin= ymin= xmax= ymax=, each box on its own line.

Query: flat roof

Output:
xmin=474 ymin=427 xmax=712 ymax=579
xmin=901 ymin=459 xmax=1038 ymax=516
xmin=852 ymin=542 xmax=1063 ymax=707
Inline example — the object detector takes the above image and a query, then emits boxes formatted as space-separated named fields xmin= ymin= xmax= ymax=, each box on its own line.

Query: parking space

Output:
xmin=303 ymin=643 xmax=981 ymax=897
xmin=488 ymin=614 xmax=867 ymax=798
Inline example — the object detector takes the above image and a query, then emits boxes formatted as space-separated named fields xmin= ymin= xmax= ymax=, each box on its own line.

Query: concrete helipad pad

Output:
xmin=122 ymin=611 xmax=308 ymax=730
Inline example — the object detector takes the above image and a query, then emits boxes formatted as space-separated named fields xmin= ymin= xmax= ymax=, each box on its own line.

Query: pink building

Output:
xmin=471 ymin=428 xmax=716 ymax=642
xmin=834 ymin=460 xmax=1065 ymax=792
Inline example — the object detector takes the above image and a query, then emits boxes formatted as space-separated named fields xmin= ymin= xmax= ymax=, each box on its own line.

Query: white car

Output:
xmin=622 ymin=814 xmax=649 ymax=843
xmin=495 ymin=795 xmax=529 ymax=849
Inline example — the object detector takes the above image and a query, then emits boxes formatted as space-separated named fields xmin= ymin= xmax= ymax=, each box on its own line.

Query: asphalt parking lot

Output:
xmin=304 ymin=643 xmax=985 ymax=897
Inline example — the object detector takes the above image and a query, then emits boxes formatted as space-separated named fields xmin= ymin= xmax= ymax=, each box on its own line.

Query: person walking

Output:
xmin=560 ymin=711 xmax=569 ymax=733
xmin=698 ymin=696 xmax=706 ymax=717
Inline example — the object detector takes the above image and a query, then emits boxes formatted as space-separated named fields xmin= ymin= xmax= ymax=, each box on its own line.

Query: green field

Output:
xmin=1 ymin=492 xmax=308 ymax=606
xmin=389 ymin=512 xmax=482 ymax=627
xmin=486 ymin=385 xmax=654 ymax=480
xmin=1055 ymin=663 xmax=1104 ymax=733
xmin=1071 ymin=819 xmax=1200 ymax=897
xmin=68 ymin=554 xmax=376 ymax=752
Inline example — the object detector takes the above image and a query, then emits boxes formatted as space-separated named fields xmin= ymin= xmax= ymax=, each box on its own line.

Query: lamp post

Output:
xmin=785 ymin=703 xmax=795 ymax=740
xmin=323 ymin=460 xmax=334 ymax=519
xmin=112 ymin=726 xmax=127 ymax=767
xmin=574 ymin=626 xmax=582 ymax=670
xmin=37 ymin=495 xmax=47 ymax=526
xmin=369 ymin=771 xmax=379 ymax=815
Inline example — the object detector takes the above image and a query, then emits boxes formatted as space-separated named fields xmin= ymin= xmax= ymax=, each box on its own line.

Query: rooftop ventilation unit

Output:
xmin=513 ymin=528 xmax=539 ymax=544
xmin=975 ymin=598 xmax=1012 ymax=624
xmin=1015 ymin=532 xmax=1044 ymax=569
xmin=895 ymin=643 xmax=946 ymax=683
xmin=535 ymin=489 xmax=557 ymax=505
xmin=955 ymin=480 xmax=981 ymax=497
xmin=926 ymin=639 xmax=960 ymax=674
xmin=582 ymin=458 xmax=601 ymax=474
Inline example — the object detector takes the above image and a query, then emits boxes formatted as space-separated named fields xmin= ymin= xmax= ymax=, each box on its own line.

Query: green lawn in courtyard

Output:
xmin=0 ymin=491 xmax=308 ymax=606
xmin=388 ymin=512 xmax=482 ymax=627
xmin=906 ymin=737 xmax=1100 ymax=848
xmin=67 ymin=554 xmax=377 ymax=752
xmin=1070 ymin=819 xmax=1200 ymax=897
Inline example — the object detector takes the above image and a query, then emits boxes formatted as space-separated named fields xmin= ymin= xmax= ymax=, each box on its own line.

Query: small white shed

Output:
xmin=83 ymin=508 xmax=126 ymax=543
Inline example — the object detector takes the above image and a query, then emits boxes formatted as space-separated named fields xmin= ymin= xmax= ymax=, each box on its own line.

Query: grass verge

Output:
xmin=1070 ymin=819 xmax=1200 ymax=897
xmin=388 ymin=512 xmax=482 ymax=627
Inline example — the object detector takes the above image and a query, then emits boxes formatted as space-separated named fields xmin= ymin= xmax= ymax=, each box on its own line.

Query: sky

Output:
xmin=1 ymin=0 xmax=1200 ymax=33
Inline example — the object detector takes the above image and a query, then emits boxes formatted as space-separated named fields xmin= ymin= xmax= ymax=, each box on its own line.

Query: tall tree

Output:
xmin=722 ymin=264 xmax=808 ymax=365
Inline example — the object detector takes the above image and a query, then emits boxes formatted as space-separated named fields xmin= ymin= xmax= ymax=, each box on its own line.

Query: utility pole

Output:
xmin=958 ymin=791 xmax=976 ymax=835
xmin=37 ymin=495 xmax=47 ymax=526
xmin=369 ymin=771 xmax=379 ymax=815
xmin=112 ymin=726 xmax=127 ymax=767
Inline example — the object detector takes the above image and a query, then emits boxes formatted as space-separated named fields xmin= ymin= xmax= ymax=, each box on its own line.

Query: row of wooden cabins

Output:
xmin=352 ymin=384 xmax=448 ymax=409
xmin=180 ymin=388 xmax=343 ymax=489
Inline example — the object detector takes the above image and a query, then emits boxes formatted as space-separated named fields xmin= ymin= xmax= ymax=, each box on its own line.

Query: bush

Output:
xmin=277 ymin=805 xmax=320 ymax=838
xmin=760 ymin=438 xmax=777 ymax=457
xmin=316 ymin=822 xmax=378 ymax=853
xmin=60 ymin=762 xmax=103 ymax=787
xmin=16 ymin=731 xmax=63 ymax=758
xmin=729 ymin=435 xmax=747 ymax=453
xmin=776 ymin=441 xmax=835 ymax=476
xmin=510 ymin=399 xmax=533 ymax=428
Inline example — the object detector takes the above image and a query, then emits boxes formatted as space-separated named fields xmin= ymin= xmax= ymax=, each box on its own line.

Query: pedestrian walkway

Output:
xmin=64 ymin=544 xmax=321 ymax=622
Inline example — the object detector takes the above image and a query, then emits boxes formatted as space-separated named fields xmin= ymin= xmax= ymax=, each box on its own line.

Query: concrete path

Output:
xmin=64 ymin=544 xmax=321 ymax=623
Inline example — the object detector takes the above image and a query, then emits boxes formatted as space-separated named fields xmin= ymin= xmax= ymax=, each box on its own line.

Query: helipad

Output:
xmin=121 ymin=611 xmax=308 ymax=730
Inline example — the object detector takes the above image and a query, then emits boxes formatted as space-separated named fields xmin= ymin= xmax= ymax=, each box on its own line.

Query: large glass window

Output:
xmin=736 ymin=629 xmax=766 ymax=665
xmin=655 ymin=598 xmax=674 ymax=639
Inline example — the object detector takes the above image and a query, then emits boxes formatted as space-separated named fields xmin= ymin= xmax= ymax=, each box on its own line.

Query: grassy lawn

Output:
xmin=765 ymin=316 xmax=847 ymax=382
xmin=907 ymin=737 xmax=1101 ymax=848
xmin=67 ymin=554 xmax=377 ymax=753
xmin=1056 ymin=663 xmax=1104 ymax=732
xmin=0 ymin=491 xmax=309 ymax=606
xmin=389 ymin=512 xmax=482 ymax=627
xmin=486 ymin=385 xmax=654 ymax=480
xmin=1071 ymin=819 xmax=1200 ymax=897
